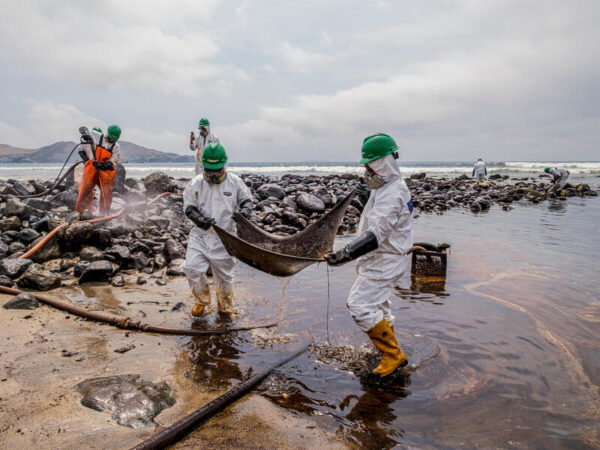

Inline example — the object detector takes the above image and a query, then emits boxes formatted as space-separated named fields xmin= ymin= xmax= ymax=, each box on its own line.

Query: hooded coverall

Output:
xmin=75 ymin=129 xmax=120 ymax=216
xmin=190 ymin=127 xmax=220 ymax=175
xmin=347 ymin=154 xmax=414 ymax=332
xmin=472 ymin=160 xmax=487 ymax=181
xmin=182 ymin=172 xmax=253 ymax=313
xmin=548 ymin=167 xmax=569 ymax=191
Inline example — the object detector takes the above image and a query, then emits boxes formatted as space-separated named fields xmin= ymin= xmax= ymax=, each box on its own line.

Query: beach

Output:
xmin=1 ymin=166 xmax=599 ymax=448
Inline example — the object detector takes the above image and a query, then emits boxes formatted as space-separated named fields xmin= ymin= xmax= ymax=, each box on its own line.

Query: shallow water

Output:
xmin=181 ymin=194 xmax=600 ymax=448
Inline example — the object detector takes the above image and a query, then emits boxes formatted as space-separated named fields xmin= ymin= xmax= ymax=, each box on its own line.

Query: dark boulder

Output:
xmin=114 ymin=163 xmax=127 ymax=193
xmin=104 ymin=245 xmax=132 ymax=265
xmin=63 ymin=222 xmax=95 ymax=246
xmin=0 ymin=275 xmax=13 ymax=287
xmin=12 ymin=181 xmax=35 ymax=196
xmin=74 ymin=260 xmax=91 ymax=277
xmin=24 ymin=198 xmax=52 ymax=211
xmin=0 ymin=258 xmax=33 ymax=278
xmin=80 ymin=246 xmax=105 ymax=262
xmin=19 ymin=228 xmax=41 ymax=244
xmin=164 ymin=239 xmax=185 ymax=262
xmin=79 ymin=260 xmax=119 ymax=283
xmin=4 ymin=198 xmax=32 ymax=219
xmin=0 ymin=241 xmax=8 ymax=259
xmin=3 ymin=293 xmax=39 ymax=310
xmin=296 ymin=193 xmax=325 ymax=212
xmin=410 ymin=172 xmax=427 ymax=180
xmin=147 ymin=215 xmax=170 ymax=229
xmin=30 ymin=236 xmax=61 ymax=263
xmin=31 ymin=216 xmax=50 ymax=232
xmin=143 ymin=172 xmax=176 ymax=195
xmin=17 ymin=264 xmax=61 ymax=291
xmin=257 ymin=184 xmax=286 ymax=200
xmin=166 ymin=258 xmax=185 ymax=276
xmin=0 ymin=216 xmax=21 ymax=232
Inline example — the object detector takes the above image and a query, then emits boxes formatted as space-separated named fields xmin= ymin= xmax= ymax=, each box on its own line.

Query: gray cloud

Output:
xmin=0 ymin=0 xmax=598 ymax=161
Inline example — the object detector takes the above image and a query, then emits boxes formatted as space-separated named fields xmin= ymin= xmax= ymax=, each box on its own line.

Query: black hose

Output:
xmin=0 ymin=286 xmax=278 ymax=336
xmin=42 ymin=143 xmax=81 ymax=201
xmin=130 ymin=344 xmax=309 ymax=450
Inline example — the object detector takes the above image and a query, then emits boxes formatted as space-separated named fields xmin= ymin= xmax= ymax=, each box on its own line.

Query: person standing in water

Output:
xmin=472 ymin=158 xmax=487 ymax=182
xmin=182 ymin=142 xmax=253 ymax=316
xmin=190 ymin=118 xmax=220 ymax=175
xmin=544 ymin=167 xmax=570 ymax=194
xmin=325 ymin=133 xmax=413 ymax=378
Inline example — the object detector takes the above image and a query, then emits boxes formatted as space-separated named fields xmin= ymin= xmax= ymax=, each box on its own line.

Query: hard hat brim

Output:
xmin=202 ymin=161 xmax=226 ymax=170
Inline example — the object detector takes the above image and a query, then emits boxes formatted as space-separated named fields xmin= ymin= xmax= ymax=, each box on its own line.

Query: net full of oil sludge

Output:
xmin=181 ymin=198 xmax=600 ymax=448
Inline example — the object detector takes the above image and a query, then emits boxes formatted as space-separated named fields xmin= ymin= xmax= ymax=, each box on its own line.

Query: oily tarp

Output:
xmin=213 ymin=190 xmax=356 ymax=277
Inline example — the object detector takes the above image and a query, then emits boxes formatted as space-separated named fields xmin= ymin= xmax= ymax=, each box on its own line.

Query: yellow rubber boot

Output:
xmin=367 ymin=318 xmax=408 ymax=377
xmin=216 ymin=291 xmax=234 ymax=314
xmin=191 ymin=287 xmax=210 ymax=316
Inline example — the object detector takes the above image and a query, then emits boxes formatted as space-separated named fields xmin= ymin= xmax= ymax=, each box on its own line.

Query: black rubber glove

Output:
xmin=93 ymin=161 xmax=113 ymax=170
xmin=325 ymin=231 xmax=378 ymax=266
xmin=234 ymin=199 xmax=253 ymax=221
xmin=78 ymin=150 xmax=89 ymax=162
xmin=185 ymin=205 xmax=216 ymax=230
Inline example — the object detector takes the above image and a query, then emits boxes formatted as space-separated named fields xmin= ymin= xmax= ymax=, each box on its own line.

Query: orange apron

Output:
xmin=75 ymin=140 xmax=116 ymax=216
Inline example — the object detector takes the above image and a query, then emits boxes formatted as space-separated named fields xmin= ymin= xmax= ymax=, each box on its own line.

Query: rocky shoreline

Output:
xmin=0 ymin=171 xmax=598 ymax=291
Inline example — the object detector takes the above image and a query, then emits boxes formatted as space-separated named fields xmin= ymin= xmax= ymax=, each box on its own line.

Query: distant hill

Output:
xmin=0 ymin=144 xmax=34 ymax=157
xmin=0 ymin=140 xmax=193 ymax=164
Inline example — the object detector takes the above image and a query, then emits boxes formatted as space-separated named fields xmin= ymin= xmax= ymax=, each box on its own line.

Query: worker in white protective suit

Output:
xmin=326 ymin=133 xmax=413 ymax=378
xmin=182 ymin=142 xmax=253 ymax=316
xmin=472 ymin=158 xmax=487 ymax=182
xmin=544 ymin=167 xmax=570 ymax=193
xmin=190 ymin=118 xmax=220 ymax=175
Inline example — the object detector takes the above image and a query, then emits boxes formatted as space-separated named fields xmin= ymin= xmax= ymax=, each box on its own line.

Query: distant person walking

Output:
xmin=75 ymin=125 xmax=121 ymax=216
xmin=190 ymin=118 xmax=220 ymax=175
xmin=545 ymin=167 xmax=570 ymax=194
xmin=472 ymin=159 xmax=487 ymax=182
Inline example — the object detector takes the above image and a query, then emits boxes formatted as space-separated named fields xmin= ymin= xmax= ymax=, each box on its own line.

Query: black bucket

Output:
xmin=411 ymin=242 xmax=448 ymax=279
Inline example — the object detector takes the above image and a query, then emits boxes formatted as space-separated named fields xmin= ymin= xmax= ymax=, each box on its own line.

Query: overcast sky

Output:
xmin=1 ymin=0 xmax=598 ymax=162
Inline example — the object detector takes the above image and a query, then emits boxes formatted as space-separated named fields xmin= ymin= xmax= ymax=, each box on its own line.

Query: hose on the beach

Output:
xmin=130 ymin=343 xmax=309 ymax=450
xmin=0 ymin=285 xmax=279 ymax=335
xmin=17 ymin=191 xmax=170 ymax=260
xmin=17 ymin=208 xmax=126 ymax=260
xmin=0 ymin=160 xmax=83 ymax=199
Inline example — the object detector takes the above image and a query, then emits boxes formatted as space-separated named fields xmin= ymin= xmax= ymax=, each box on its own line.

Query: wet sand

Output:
xmin=1 ymin=195 xmax=600 ymax=449
xmin=0 ymin=280 xmax=346 ymax=449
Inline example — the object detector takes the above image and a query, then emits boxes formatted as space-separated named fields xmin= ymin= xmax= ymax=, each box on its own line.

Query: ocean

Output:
xmin=1 ymin=161 xmax=600 ymax=181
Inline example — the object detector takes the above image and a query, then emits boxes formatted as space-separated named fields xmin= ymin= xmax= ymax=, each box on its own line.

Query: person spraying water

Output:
xmin=75 ymin=124 xmax=121 ymax=216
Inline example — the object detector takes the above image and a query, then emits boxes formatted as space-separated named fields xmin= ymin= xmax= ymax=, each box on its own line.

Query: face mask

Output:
xmin=364 ymin=167 xmax=386 ymax=190
xmin=204 ymin=169 xmax=227 ymax=184
xmin=199 ymin=127 xmax=209 ymax=137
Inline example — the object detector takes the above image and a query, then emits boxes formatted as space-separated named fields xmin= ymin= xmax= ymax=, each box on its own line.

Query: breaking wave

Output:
xmin=1 ymin=161 xmax=599 ymax=180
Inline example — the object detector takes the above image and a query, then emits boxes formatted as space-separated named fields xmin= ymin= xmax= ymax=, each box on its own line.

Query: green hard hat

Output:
xmin=92 ymin=127 xmax=102 ymax=133
xmin=198 ymin=118 xmax=210 ymax=128
xmin=360 ymin=133 xmax=399 ymax=165
xmin=202 ymin=142 xmax=228 ymax=170
xmin=107 ymin=124 xmax=121 ymax=142
xmin=544 ymin=167 xmax=551 ymax=173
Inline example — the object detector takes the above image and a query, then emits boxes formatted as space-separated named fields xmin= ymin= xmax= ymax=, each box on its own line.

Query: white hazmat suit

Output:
xmin=347 ymin=154 xmax=414 ymax=332
xmin=472 ymin=160 xmax=487 ymax=181
xmin=190 ymin=127 xmax=220 ymax=175
xmin=548 ymin=167 xmax=569 ymax=190
xmin=182 ymin=172 xmax=253 ymax=313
